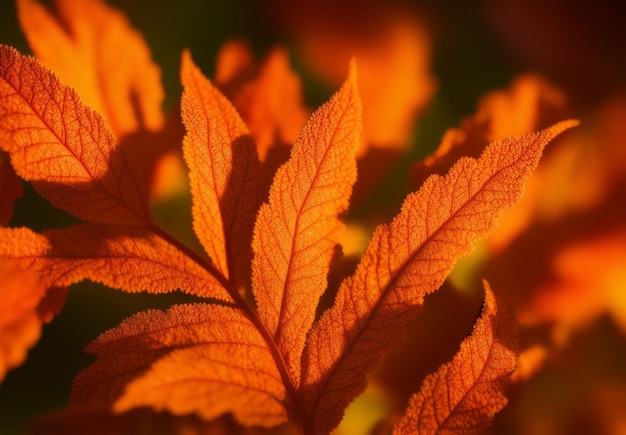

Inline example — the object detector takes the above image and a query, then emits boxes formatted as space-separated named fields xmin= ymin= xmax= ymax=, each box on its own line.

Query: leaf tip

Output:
xmin=348 ymin=56 xmax=358 ymax=84
xmin=482 ymin=279 xmax=497 ymax=313
xmin=545 ymin=119 xmax=580 ymax=141
xmin=180 ymin=48 xmax=194 ymax=75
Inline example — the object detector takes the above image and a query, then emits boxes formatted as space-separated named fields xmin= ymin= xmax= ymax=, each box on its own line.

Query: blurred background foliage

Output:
xmin=1 ymin=0 xmax=625 ymax=434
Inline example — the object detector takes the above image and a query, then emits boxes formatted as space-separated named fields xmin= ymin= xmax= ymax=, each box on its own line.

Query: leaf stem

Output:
xmin=149 ymin=223 xmax=307 ymax=430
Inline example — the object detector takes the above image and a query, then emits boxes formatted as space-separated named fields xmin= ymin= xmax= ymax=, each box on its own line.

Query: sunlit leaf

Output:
xmin=252 ymin=62 xmax=361 ymax=384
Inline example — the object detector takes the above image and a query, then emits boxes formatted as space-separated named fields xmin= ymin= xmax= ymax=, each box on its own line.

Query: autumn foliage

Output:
xmin=2 ymin=0 xmax=624 ymax=434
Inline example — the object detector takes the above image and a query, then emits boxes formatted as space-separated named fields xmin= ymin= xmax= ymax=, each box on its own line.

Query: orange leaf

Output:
xmin=271 ymin=0 xmax=435 ymax=150
xmin=0 ymin=45 xmax=150 ymax=225
xmin=529 ymin=229 xmax=626 ymax=332
xmin=412 ymin=73 xmax=568 ymax=190
xmin=17 ymin=0 xmax=164 ymax=138
xmin=181 ymin=50 xmax=262 ymax=286
xmin=215 ymin=40 xmax=310 ymax=164
xmin=251 ymin=62 xmax=361 ymax=384
xmin=214 ymin=39 xmax=255 ymax=85
xmin=72 ymin=304 xmax=287 ymax=427
xmin=0 ymin=260 xmax=65 ymax=382
xmin=392 ymin=282 xmax=517 ymax=434
xmin=299 ymin=120 xmax=578 ymax=433
xmin=0 ymin=225 xmax=230 ymax=300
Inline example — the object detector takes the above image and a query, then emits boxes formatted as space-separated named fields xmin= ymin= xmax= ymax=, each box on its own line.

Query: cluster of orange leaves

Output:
xmin=1 ymin=0 xmax=624 ymax=434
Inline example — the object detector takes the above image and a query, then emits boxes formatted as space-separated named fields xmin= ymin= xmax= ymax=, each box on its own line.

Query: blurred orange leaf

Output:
xmin=18 ymin=0 xmax=164 ymax=138
xmin=0 ymin=225 xmax=230 ymax=300
xmin=0 ymin=262 xmax=66 ymax=381
xmin=527 ymin=229 xmax=626 ymax=332
xmin=271 ymin=0 xmax=435 ymax=150
xmin=412 ymin=73 xmax=568 ymax=189
xmin=215 ymin=40 xmax=309 ymax=165
xmin=0 ymin=263 xmax=44 ymax=381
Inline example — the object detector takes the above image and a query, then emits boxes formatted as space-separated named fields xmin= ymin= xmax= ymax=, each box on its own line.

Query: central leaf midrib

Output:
xmin=274 ymin=100 xmax=351 ymax=352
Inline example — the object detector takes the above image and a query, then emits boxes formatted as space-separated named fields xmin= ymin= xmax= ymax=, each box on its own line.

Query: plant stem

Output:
xmin=149 ymin=222 xmax=308 ymax=429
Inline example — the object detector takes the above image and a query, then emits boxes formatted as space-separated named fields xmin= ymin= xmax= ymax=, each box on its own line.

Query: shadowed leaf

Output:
xmin=181 ymin=51 xmax=262 ymax=287
xmin=0 ymin=45 xmax=150 ymax=225
xmin=73 ymin=304 xmax=287 ymax=427
xmin=393 ymin=282 xmax=517 ymax=434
